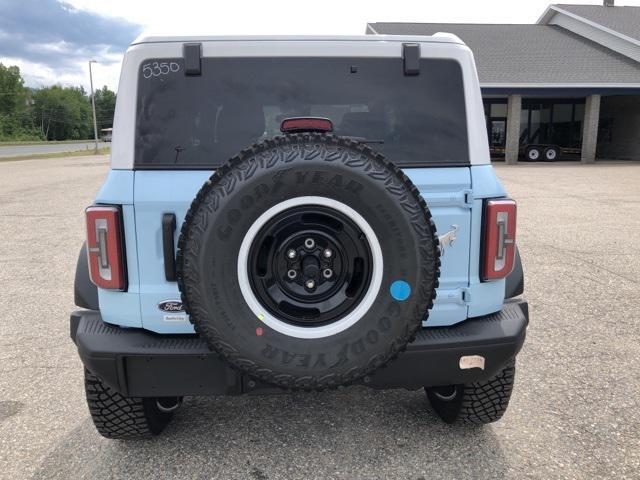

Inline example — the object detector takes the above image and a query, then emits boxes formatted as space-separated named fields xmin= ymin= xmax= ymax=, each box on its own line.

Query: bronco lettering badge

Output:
xmin=438 ymin=224 xmax=459 ymax=256
xmin=157 ymin=300 xmax=184 ymax=313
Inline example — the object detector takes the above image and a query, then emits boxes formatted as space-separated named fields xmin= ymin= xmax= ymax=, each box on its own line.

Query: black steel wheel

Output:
xmin=248 ymin=205 xmax=373 ymax=327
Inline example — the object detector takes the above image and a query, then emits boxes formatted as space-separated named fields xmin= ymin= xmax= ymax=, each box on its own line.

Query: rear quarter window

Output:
xmin=135 ymin=56 xmax=468 ymax=168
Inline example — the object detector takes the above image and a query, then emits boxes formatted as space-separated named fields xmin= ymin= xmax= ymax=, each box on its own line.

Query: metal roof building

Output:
xmin=368 ymin=1 xmax=640 ymax=163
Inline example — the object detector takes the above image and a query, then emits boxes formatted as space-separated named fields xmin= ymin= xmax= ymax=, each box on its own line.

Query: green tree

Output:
xmin=32 ymin=86 xmax=93 ymax=140
xmin=0 ymin=63 xmax=116 ymax=142
xmin=94 ymin=85 xmax=116 ymax=131
xmin=0 ymin=63 xmax=42 ymax=141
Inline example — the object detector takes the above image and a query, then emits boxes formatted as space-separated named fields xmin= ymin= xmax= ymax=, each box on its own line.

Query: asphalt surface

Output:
xmin=0 ymin=142 xmax=109 ymax=158
xmin=0 ymin=156 xmax=639 ymax=479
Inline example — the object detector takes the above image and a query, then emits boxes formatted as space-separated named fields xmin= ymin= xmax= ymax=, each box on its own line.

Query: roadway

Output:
xmin=0 ymin=141 xmax=109 ymax=158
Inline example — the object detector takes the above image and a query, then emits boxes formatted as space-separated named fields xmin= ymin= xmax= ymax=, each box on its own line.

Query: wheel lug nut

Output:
xmin=286 ymin=249 xmax=297 ymax=259
xmin=305 ymin=279 xmax=316 ymax=290
xmin=322 ymin=268 xmax=333 ymax=279
xmin=323 ymin=248 xmax=333 ymax=258
xmin=287 ymin=269 xmax=297 ymax=279
xmin=304 ymin=238 xmax=315 ymax=250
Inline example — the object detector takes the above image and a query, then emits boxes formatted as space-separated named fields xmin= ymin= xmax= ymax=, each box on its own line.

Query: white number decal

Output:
xmin=142 ymin=61 xmax=182 ymax=79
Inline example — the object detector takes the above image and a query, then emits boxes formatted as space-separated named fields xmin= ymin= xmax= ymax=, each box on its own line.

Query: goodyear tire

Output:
xmin=177 ymin=133 xmax=440 ymax=390
xmin=426 ymin=359 xmax=516 ymax=424
xmin=84 ymin=369 xmax=178 ymax=439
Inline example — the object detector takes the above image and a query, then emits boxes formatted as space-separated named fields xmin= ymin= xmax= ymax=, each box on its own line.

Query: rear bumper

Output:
xmin=70 ymin=299 xmax=528 ymax=397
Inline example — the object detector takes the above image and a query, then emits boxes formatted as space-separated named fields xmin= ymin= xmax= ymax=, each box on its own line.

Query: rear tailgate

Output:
xmin=133 ymin=167 xmax=472 ymax=333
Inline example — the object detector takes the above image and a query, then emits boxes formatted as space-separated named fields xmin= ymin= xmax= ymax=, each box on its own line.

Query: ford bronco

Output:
xmin=71 ymin=34 xmax=527 ymax=439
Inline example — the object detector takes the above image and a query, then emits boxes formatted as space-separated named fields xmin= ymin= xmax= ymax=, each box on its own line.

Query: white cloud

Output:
xmin=67 ymin=0 xmax=640 ymax=36
xmin=6 ymin=0 xmax=640 ymax=91
xmin=1 ymin=55 xmax=121 ymax=92
xmin=0 ymin=0 xmax=139 ymax=91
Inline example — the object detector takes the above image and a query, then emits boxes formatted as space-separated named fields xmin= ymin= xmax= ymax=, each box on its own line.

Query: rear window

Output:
xmin=135 ymin=57 xmax=468 ymax=168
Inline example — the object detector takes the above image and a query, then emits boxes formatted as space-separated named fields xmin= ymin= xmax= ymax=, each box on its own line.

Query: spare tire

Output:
xmin=176 ymin=133 xmax=440 ymax=390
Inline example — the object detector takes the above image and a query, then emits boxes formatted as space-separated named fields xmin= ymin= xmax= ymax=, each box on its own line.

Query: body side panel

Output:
xmin=467 ymin=165 xmax=508 ymax=317
xmin=133 ymin=171 xmax=210 ymax=333
xmin=93 ymin=171 xmax=142 ymax=327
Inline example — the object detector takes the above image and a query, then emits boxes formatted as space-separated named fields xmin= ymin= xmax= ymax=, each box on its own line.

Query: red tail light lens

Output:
xmin=482 ymin=199 xmax=517 ymax=281
xmin=280 ymin=117 xmax=333 ymax=133
xmin=85 ymin=206 xmax=127 ymax=290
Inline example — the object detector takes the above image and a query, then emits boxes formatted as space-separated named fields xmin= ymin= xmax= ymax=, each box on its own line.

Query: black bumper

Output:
xmin=70 ymin=299 xmax=528 ymax=397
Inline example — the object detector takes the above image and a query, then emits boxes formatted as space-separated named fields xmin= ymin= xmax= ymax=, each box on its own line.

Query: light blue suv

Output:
xmin=71 ymin=34 xmax=527 ymax=439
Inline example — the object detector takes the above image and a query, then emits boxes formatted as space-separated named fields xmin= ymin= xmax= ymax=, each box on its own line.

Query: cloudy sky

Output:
xmin=1 ymin=0 xmax=639 ymax=91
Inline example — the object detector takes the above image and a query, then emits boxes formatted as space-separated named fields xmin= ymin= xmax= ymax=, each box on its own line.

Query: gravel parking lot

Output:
xmin=0 ymin=155 xmax=638 ymax=479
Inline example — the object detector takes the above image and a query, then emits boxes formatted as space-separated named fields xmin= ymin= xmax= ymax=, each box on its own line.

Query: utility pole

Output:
xmin=89 ymin=60 xmax=99 ymax=153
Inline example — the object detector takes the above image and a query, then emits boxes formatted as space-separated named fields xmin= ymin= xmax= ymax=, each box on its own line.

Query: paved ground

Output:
xmin=0 ymin=156 xmax=638 ymax=479
xmin=0 ymin=141 xmax=109 ymax=158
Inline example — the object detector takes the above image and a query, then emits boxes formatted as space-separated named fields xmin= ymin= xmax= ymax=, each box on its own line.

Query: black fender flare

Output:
xmin=505 ymin=246 xmax=524 ymax=299
xmin=75 ymin=242 xmax=99 ymax=310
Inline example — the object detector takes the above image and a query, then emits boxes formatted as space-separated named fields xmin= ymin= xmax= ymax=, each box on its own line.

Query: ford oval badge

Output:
xmin=158 ymin=300 xmax=184 ymax=313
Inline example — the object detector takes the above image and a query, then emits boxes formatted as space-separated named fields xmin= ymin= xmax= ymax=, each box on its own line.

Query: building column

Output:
xmin=581 ymin=94 xmax=601 ymax=163
xmin=505 ymin=95 xmax=522 ymax=165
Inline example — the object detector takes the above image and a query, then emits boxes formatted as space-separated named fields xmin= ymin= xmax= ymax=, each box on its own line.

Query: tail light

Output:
xmin=85 ymin=206 xmax=127 ymax=290
xmin=482 ymin=199 xmax=517 ymax=281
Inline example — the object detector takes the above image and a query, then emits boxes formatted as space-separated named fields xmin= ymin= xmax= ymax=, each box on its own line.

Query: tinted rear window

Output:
xmin=135 ymin=57 xmax=468 ymax=168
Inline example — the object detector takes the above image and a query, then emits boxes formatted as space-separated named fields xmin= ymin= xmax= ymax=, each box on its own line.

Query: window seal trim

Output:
xmin=132 ymin=160 xmax=472 ymax=171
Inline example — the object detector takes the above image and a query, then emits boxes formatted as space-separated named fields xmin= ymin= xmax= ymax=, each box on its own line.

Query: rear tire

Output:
xmin=543 ymin=146 xmax=559 ymax=161
xmin=525 ymin=146 xmax=541 ymax=161
xmin=84 ymin=369 xmax=177 ymax=439
xmin=426 ymin=359 xmax=516 ymax=424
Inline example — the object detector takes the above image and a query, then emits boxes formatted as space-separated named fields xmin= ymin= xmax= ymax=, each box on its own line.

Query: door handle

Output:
xmin=162 ymin=213 xmax=177 ymax=281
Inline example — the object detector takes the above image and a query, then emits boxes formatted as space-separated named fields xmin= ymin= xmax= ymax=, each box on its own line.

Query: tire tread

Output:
xmin=84 ymin=369 xmax=170 ymax=439
xmin=427 ymin=360 xmax=516 ymax=424
xmin=458 ymin=359 xmax=515 ymax=424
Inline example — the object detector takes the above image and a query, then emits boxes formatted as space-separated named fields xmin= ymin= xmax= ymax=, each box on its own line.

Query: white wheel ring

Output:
xmin=528 ymin=149 xmax=540 ymax=160
xmin=545 ymin=149 xmax=557 ymax=160
xmin=237 ymin=196 xmax=383 ymax=339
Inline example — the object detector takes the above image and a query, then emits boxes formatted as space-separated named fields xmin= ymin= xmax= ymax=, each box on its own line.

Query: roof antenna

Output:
xmin=603 ymin=0 xmax=614 ymax=6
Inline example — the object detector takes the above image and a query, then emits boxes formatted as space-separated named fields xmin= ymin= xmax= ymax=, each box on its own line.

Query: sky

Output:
xmin=1 ymin=0 xmax=640 ymax=92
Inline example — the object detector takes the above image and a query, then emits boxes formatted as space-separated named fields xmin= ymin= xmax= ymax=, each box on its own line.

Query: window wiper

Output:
xmin=174 ymin=146 xmax=185 ymax=164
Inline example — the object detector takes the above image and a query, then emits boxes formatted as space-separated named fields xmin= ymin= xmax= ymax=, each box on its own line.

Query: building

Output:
xmin=100 ymin=127 xmax=113 ymax=142
xmin=367 ymin=1 xmax=640 ymax=163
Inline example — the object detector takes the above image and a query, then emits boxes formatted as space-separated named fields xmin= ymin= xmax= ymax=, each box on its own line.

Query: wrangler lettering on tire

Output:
xmin=176 ymin=133 xmax=440 ymax=390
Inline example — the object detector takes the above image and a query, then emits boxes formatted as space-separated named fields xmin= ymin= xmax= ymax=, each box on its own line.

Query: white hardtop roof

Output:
xmin=131 ymin=34 xmax=465 ymax=46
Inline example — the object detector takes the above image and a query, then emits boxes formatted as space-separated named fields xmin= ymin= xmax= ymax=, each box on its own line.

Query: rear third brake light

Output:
xmin=280 ymin=117 xmax=333 ymax=133
xmin=482 ymin=198 xmax=517 ymax=281
xmin=85 ymin=206 xmax=127 ymax=290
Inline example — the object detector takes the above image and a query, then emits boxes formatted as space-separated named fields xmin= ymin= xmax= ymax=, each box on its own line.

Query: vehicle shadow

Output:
xmin=33 ymin=387 xmax=509 ymax=480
